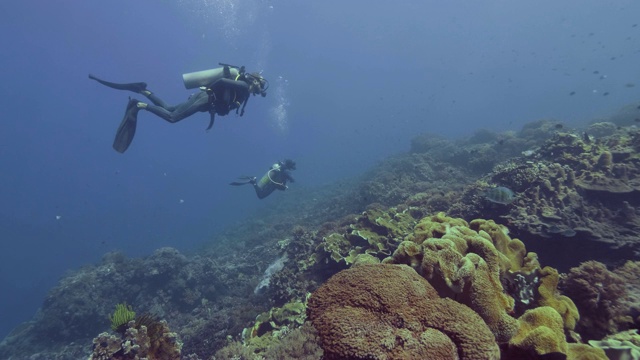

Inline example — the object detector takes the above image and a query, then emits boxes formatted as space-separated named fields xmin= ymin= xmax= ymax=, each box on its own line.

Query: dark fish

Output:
xmin=569 ymin=91 xmax=576 ymax=96
xmin=633 ymin=24 xmax=638 ymax=27
xmin=593 ymin=70 xmax=599 ymax=74
xmin=484 ymin=187 xmax=516 ymax=205
xmin=625 ymin=83 xmax=636 ymax=88
xmin=603 ymin=92 xmax=609 ymax=96
xmin=637 ymin=105 xmax=640 ymax=110
xmin=555 ymin=124 xmax=563 ymax=129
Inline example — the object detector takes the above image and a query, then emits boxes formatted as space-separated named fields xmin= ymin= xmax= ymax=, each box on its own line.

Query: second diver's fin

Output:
xmin=113 ymin=99 xmax=140 ymax=153
xmin=229 ymin=181 xmax=250 ymax=186
xmin=229 ymin=176 xmax=256 ymax=186
xmin=89 ymin=74 xmax=147 ymax=93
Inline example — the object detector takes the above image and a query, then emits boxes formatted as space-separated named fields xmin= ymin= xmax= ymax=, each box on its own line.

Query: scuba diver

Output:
xmin=89 ymin=63 xmax=269 ymax=153
xmin=230 ymin=159 xmax=296 ymax=199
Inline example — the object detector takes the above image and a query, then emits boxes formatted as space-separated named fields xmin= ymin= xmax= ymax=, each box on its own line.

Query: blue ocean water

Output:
xmin=0 ymin=0 xmax=639 ymax=339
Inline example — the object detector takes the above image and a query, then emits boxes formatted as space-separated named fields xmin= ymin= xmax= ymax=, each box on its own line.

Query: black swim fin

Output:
xmin=89 ymin=74 xmax=147 ymax=93
xmin=113 ymin=99 xmax=140 ymax=153
xmin=229 ymin=176 xmax=256 ymax=186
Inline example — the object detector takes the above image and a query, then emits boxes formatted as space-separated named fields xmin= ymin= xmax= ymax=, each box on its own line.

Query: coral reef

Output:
xmin=449 ymin=126 xmax=640 ymax=270
xmin=307 ymin=264 xmax=501 ymax=360
xmin=88 ymin=319 xmax=182 ymax=360
xmin=3 ymin=117 xmax=640 ymax=359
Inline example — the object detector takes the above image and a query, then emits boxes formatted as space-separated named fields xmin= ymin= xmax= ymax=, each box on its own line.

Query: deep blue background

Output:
xmin=1 ymin=0 xmax=639 ymax=338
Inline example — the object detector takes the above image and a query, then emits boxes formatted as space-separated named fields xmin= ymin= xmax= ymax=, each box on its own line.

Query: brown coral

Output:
xmin=88 ymin=319 xmax=182 ymax=360
xmin=307 ymin=264 xmax=500 ymax=360
xmin=559 ymin=260 xmax=629 ymax=340
xmin=389 ymin=214 xmax=521 ymax=343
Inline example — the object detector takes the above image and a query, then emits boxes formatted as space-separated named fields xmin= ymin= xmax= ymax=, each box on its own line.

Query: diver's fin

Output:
xmin=229 ymin=181 xmax=250 ymax=186
xmin=113 ymin=99 xmax=140 ymax=153
xmin=89 ymin=74 xmax=147 ymax=93
xmin=230 ymin=176 xmax=256 ymax=186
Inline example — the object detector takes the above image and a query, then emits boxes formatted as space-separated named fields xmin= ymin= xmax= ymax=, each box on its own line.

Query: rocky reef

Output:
xmin=1 ymin=117 xmax=640 ymax=359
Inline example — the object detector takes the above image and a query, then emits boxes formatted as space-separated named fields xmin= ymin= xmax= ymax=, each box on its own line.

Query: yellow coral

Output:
xmin=399 ymin=214 xmax=520 ymax=343
xmin=537 ymin=266 xmax=580 ymax=330
xmin=509 ymin=306 xmax=568 ymax=356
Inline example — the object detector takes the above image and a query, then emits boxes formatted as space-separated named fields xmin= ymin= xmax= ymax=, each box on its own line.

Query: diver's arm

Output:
xmin=284 ymin=172 xmax=295 ymax=183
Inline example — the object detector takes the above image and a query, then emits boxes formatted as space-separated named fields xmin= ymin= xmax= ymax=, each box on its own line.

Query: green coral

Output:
xmin=240 ymin=297 xmax=310 ymax=355
xmin=317 ymin=207 xmax=420 ymax=265
xmin=109 ymin=302 xmax=136 ymax=333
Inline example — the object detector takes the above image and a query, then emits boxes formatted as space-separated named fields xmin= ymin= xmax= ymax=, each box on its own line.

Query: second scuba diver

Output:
xmin=89 ymin=63 xmax=269 ymax=153
xmin=230 ymin=159 xmax=296 ymax=199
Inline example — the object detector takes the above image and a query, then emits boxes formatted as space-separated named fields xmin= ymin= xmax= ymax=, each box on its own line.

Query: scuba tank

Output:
xmin=182 ymin=66 xmax=240 ymax=89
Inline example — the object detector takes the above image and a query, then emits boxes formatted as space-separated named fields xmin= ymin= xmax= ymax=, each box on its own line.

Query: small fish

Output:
xmin=593 ymin=70 xmax=599 ymax=74
xmin=569 ymin=91 xmax=576 ymax=96
xmin=603 ymin=92 xmax=610 ymax=96
xmin=635 ymin=118 xmax=640 ymax=122
xmin=625 ymin=83 xmax=636 ymax=88
xmin=555 ymin=124 xmax=563 ymax=129
xmin=484 ymin=187 xmax=516 ymax=205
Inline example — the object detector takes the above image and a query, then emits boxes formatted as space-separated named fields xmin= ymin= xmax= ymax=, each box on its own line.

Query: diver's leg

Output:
xmin=140 ymin=90 xmax=177 ymax=110
xmin=253 ymin=184 xmax=268 ymax=199
xmin=142 ymin=92 xmax=209 ymax=123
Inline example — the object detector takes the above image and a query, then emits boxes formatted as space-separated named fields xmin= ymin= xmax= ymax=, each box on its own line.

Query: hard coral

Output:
xmin=537 ymin=266 xmax=580 ymax=331
xmin=307 ymin=264 xmax=500 ymax=360
xmin=559 ymin=260 xmax=629 ymax=340
xmin=507 ymin=306 xmax=568 ymax=358
xmin=88 ymin=319 xmax=182 ymax=360
xmin=389 ymin=213 xmax=521 ymax=343
xmin=506 ymin=306 xmax=608 ymax=360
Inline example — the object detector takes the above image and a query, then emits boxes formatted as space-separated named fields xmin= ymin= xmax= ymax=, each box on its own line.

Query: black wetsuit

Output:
xmin=143 ymin=78 xmax=251 ymax=123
